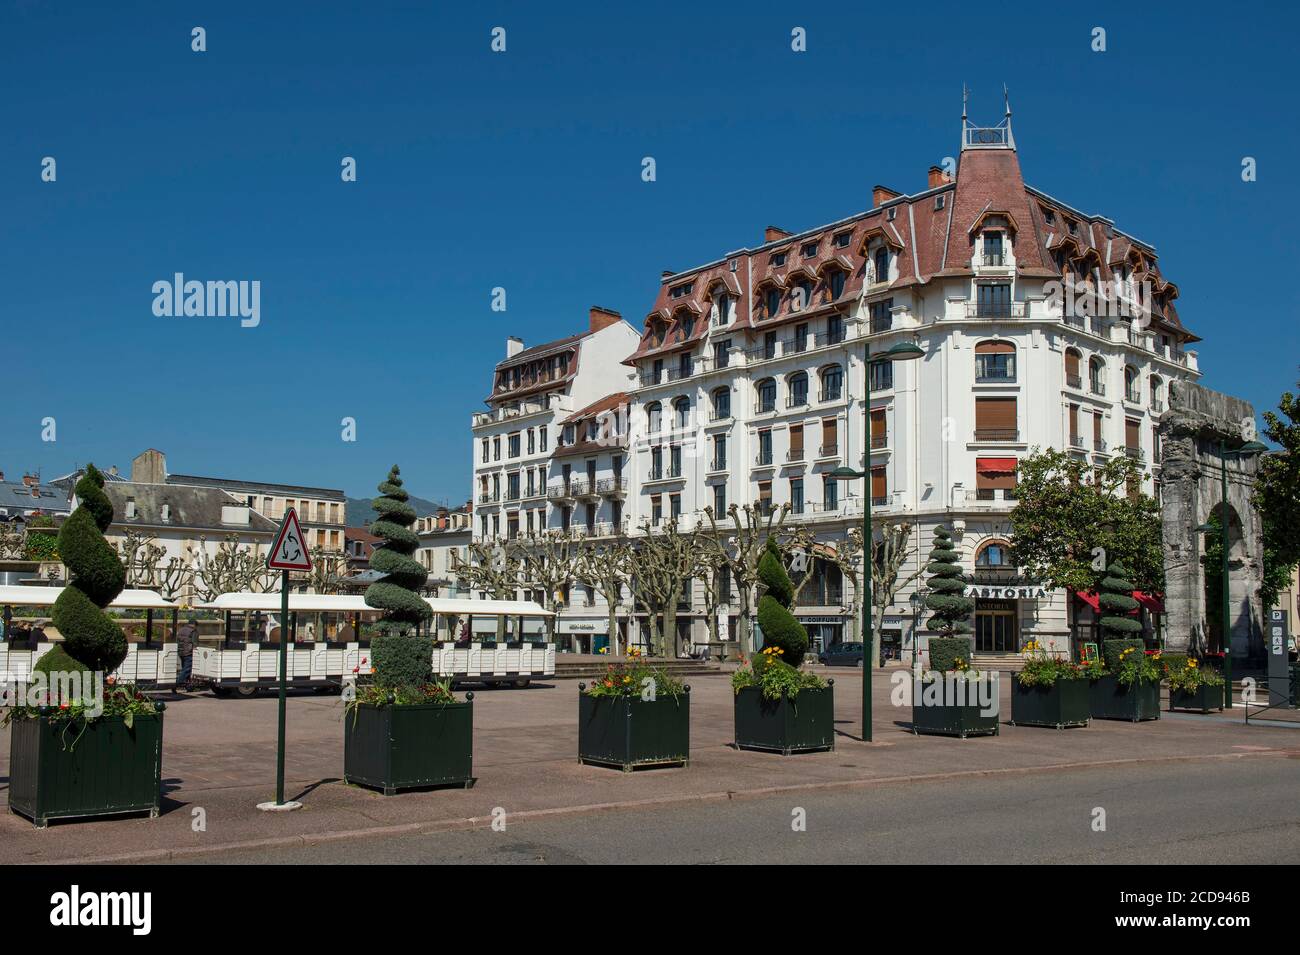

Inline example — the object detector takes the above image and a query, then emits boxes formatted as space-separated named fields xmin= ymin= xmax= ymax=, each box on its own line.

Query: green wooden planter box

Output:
xmin=8 ymin=705 xmax=165 ymax=828
xmin=733 ymin=683 xmax=834 ymax=754
xmin=1010 ymin=678 xmax=1090 ymax=729
xmin=343 ymin=697 xmax=474 ymax=795
xmin=1089 ymin=675 xmax=1161 ymax=721
xmin=1168 ymin=683 xmax=1224 ymax=714
xmin=577 ymin=686 xmax=690 ymax=771
xmin=911 ymin=700 xmax=1000 ymax=738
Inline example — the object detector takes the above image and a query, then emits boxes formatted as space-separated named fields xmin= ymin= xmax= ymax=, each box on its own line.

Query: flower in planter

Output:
xmin=1016 ymin=640 xmax=1086 ymax=687
xmin=585 ymin=654 xmax=683 ymax=699
xmin=731 ymin=648 xmax=825 ymax=701
xmin=1165 ymin=656 xmax=1225 ymax=693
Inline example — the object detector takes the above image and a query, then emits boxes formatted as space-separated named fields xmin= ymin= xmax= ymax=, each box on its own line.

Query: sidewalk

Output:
xmin=2 ymin=671 xmax=1297 ymax=864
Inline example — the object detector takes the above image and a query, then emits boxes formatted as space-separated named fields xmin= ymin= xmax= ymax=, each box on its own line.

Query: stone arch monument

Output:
xmin=1157 ymin=380 xmax=1264 ymax=659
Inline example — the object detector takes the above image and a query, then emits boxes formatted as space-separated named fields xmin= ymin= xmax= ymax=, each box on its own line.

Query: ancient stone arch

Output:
xmin=1157 ymin=381 xmax=1264 ymax=658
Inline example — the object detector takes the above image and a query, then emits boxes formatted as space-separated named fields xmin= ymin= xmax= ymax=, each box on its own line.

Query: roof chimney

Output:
xmin=131 ymin=449 xmax=167 ymax=485
xmin=506 ymin=336 xmax=524 ymax=358
xmin=928 ymin=165 xmax=952 ymax=189
xmin=22 ymin=473 xmax=38 ymax=488
xmin=872 ymin=185 xmax=901 ymax=207
xmin=764 ymin=226 xmax=792 ymax=243
xmin=588 ymin=305 xmax=622 ymax=333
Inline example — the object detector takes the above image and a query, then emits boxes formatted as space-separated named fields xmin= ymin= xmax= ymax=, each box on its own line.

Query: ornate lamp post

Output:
xmin=832 ymin=340 xmax=925 ymax=741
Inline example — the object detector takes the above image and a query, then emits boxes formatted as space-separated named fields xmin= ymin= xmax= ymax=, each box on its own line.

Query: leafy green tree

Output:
xmin=924 ymin=526 xmax=973 ymax=636
xmin=1255 ymin=375 xmax=1300 ymax=609
xmin=1008 ymin=448 xmax=1162 ymax=594
xmin=364 ymin=466 xmax=432 ymax=690
xmin=36 ymin=465 xmax=127 ymax=675
xmin=756 ymin=539 xmax=808 ymax=666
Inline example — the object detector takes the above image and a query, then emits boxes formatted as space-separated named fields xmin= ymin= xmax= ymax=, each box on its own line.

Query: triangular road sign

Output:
xmin=267 ymin=508 xmax=313 ymax=571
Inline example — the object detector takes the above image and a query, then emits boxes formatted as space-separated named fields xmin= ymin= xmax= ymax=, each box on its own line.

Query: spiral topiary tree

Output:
xmin=35 ymin=464 xmax=128 ymax=676
xmin=756 ymin=538 xmax=808 ymax=666
xmin=364 ymin=466 xmax=433 ymax=690
xmin=924 ymin=526 xmax=974 ymax=637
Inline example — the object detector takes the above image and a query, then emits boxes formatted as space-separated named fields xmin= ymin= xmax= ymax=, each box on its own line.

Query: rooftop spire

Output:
xmin=961 ymin=85 xmax=1015 ymax=152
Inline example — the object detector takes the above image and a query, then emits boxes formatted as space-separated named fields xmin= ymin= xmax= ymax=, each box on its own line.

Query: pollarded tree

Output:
xmin=631 ymin=518 xmax=700 ymax=657
xmin=365 ymin=466 xmax=433 ymax=690
xmin=37 ymin=465 xmax=127 ymax=675
xmin=701 ymin=502 xmax=792 ymax=656
xmin=574 ymin=538 xmax=634 ymax=655
xmin=756 ymin=538 xmax=808 ymax=666
xmin=924 ymin=526 xmax=973 ymax=637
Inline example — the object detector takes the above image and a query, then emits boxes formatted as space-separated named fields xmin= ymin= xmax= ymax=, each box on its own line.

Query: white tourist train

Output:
xmin=1 ymin=586 xmax=556 ymax=694
xmin=0 ymin=584 xmax=180 ymax=687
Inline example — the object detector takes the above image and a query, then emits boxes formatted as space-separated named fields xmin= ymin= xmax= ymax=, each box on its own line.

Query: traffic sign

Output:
xmin=267 ymin=508 xmax=312 ymax=571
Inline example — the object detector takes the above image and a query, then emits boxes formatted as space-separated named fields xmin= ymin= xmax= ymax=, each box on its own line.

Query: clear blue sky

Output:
xmin=2 ymin=1 xmax=1296 ymax=503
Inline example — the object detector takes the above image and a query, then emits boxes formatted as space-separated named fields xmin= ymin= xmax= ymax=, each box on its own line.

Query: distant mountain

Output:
xmin=346 ymin=494 xmax=445 ymax=528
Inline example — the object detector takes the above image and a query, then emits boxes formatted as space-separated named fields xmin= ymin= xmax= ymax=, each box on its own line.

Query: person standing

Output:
xmin=176 ymin=617 xmax=199 ymax=689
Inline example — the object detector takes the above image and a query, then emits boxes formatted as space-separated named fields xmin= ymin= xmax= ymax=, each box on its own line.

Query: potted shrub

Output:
xmin=344 ymin=467 xmax=474 ymax=794
xmin=732 ymin=648 xmax=834 ymax=754
xmin=5 ymin=465 xmax=165 ymax=828
xmin=733 ymin=543 xmax=833 ymax=754
xmin=1010 ymin=639 xmax=1090 ymax=729
xmin=911 ymin=527 xmax=998 ymax=738
xmin=1088 ymin=562 xmax=1161 ymax=722
xmin=912 ymin=639 xmax=1000 ymax=738
xmin=578 ymin=648 xmax=689 ymax=771
xmin=1165 ymin=655 xmax=1225 ymax=714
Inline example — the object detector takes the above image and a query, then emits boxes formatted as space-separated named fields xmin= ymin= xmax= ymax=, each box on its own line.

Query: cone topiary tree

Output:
xmin=1098 ymin=560 xmax=1143 ymax=667
xmin=364 ymin=466 xmax=433 ymax=691
xmin=924 ymin=526 xmax=974 ymax=668
xmin=35 ymin=464 xmax=128 ymax=676
xmin=756 ymin=538 xmax=808 ymax=666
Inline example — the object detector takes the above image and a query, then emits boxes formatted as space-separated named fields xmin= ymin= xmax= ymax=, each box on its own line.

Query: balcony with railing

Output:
xmin=816 ymin=444 xmax=840 ymax=459
xmin=571 ymin=477 xmax=597 ymax=499
xmin=786 ymin=448 xmax=805 ymax=462
xmin=1066 ymin=373 xmax=1083 ymax=390
xmin=869 ymin=314 xmax=893 ymax=334
xmin=965 ymin=301 xmax=1027 ymax=319
xmin=1151 ymin=398 xmax=1165 ymax=413
xmin=814 ymin=329 xmax=846 ymax=348
xmin=754 ymin=451 xmax=775 ymax=468
xmin=1124 ymin=445 xmax=1144 ymax=461
xmin=870 ymin=433 xmax=888 ymax=449
xmin=639 ymin=370 xmax=663 ymax=387
xmin=546 ymin=483 xmax=575 ymax=502
xmin=1089 ymin=379 xmax=1106 ymax=396
xmin=1125 ymin=388 xmax=1142 ymax=405
xmin=596 ymin=476 xmax=627 ymax=497
xmin=1094 ymin=437 xmax=1108 ymax=452
xmin=781 ymin=335 xmax=808 ymax=355
xmin=477 ymin=491 xmax=500 ymax=504
xmin=974 ymin=428 xmax=1019 ymax=442
xmin=1069 ymin=433 xmax=1085 ymax=450
xmin=981 ymin=253 xmax=1006 ymax=267
xmin=708 ymin=458 xmax=728 ymax=473
xmin=871 ymin=496 xmax=890 ymax=507
xmin=666 ymin=362 xmax=694 ymax=382
xmin=818 ymin=388 xmax=843 ymax=403
xmin=786 ymin=394 xmax=809 ymax=409
xmin=709 ymin=406 xmax=731 ymax=422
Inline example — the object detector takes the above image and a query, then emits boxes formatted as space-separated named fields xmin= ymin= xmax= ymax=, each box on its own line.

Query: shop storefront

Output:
xmin=964 ymin=580 xmax=1049 ymax=653
xmin=795 ymin=614 xmax=846 ymax=655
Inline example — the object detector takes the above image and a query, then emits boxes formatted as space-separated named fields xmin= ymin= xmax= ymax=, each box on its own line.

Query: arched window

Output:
xmin=819 ymin=364 xmax=843 ymax=401
xmin=645 ymin=402 xmax=661 ymax=435
xmin=711 ymin=386 xmax=731 ymax=420
xmin=873 ymin=247 xmax=890 ymax=284
xmin=828 ymin=267 xmax=847 ymax=300
xmin=1124 ymin=365 xmax=1140 ymax=403
xmin=673 ymin=397 xmax=691 ymax=429
xmin=1088 ymin=357 xmax=1105 ymax=396
xmin=975 ymin=340 xmax=1016 ymax=382
xmin=1150 ymin=374 xmax=1163 ymax=409
xmin=1064 ymin=347 xmax=1082 ymax=388
xmin=763 ymin=286 xmax=781 ymax=318
xmin=713 ymin=293 xmax=731 ymax=326
xmin=756 ymin=378 xmax=777 ymax=414
xmin=787 ymin=371 xmax=809 ymax=407
xmin=975 ymin=540 xmax=1012 ymax=568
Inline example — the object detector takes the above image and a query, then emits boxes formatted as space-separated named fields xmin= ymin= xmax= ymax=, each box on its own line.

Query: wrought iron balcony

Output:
xmin=596 ymin=477 xmax=627 ymax=497
xmin=965 ymin=301 xmax=1026 ymax=319
xmin=974 ymin=429 xmax=1019 ymax=442
xmin=786 ymin=448 xmax=805 ymax=462
xmin=817 ymin=444 xmax=840 ymax=458
xmin=1066 ymin=373 xmax=1083 ymax=389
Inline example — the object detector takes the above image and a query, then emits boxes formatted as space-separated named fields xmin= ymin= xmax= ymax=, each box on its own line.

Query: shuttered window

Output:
xmin=1068 ymin=404 xmax=1080 ymax=443
xmin=821 ymin=418 xmax=837 ymax=454
xmin=1125 ymin=418 xmax=1141 ymax=452
xmin=870 ymin=409 xmax=886 ymax=447
xmin=870 ymin=466 xmax=888 ymax=501
xmin=789 ymin=424 xmax=803 ymax=453
xmin=974 ymin=397 xmax=1017 ymax=440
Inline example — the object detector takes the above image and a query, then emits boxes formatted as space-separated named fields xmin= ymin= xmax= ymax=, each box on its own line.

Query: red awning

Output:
xmin=976 ymin=457 xmax=1017 ymax=474
xmin=1134 ymin=591 xmax=1165 ymax=614
xmin=1074 ymin=590 xmax=1163 ymax=614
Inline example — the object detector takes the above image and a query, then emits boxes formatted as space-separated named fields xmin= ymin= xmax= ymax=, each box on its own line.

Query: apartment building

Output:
xmin=128 ymin=448 xmax=347 ymax=553
xmin=416 ymin=505 xmax=473 ymax=599
xmin=618 ymin=105 xmax=1200 ymax=661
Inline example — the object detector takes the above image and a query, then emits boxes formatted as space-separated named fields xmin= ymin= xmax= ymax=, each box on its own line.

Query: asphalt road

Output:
xmin=179 ymin=755 xmax=1300 ymax=864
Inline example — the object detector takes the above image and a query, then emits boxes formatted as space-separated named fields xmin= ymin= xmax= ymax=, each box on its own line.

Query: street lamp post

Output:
xmin=833 ymin=339 xmax=925 ymax=742
xmin=1195 ymin=438 xmax=1267 ymax=708
xmin=909 ymin=588 xmax=926 ymax=678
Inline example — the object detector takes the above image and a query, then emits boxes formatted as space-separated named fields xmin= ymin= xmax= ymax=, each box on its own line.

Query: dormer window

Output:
xmin=793 ymin=278 xmax=814 ymax=311
xmin=1042 ymin=207 xmax=1056 ymax=225
xmin=828 ymin=269 xmax=846 ymax=300
xmin=669 ymin=282 xmax=693 ymax=299
xmin=713 ymin=293 xmax=732 ymax=326
xmin=1066 ymin=218 xmax=1078 ymax=236
xmin=872 ymin=247 xmax=889 ymax=284
xmin=833 ymin=231 xmax=852 ymax=248
xmin=771 ymin=251 xmax=787 ymax=267
xmin=801 ymin=241 xmax=818 ymax=258
xmin=764 ymin=287 xmax=781 ymax=318
xmin=983 ymin=231 xmax=1004 ymax=266
xmin=679 ymin=315 xmax=695 ymax=340
xmin=125 ymin=498 xmax=136 ymax=519
xmin=934 ymin=195 xmax=945 ymax=210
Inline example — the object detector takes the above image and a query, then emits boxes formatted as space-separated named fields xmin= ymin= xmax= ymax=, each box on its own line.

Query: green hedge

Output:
xmin=928 ymin=636 xmax=973 ymax=673
xmin=1103 ymin=638 xmax=1146 ymax=671
xmin=756 ymin=539 xmax=807 ymax=666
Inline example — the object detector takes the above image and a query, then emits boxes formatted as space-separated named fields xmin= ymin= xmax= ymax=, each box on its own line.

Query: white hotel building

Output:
xmin=473 ymin=111 xmax=1201 ymax=661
